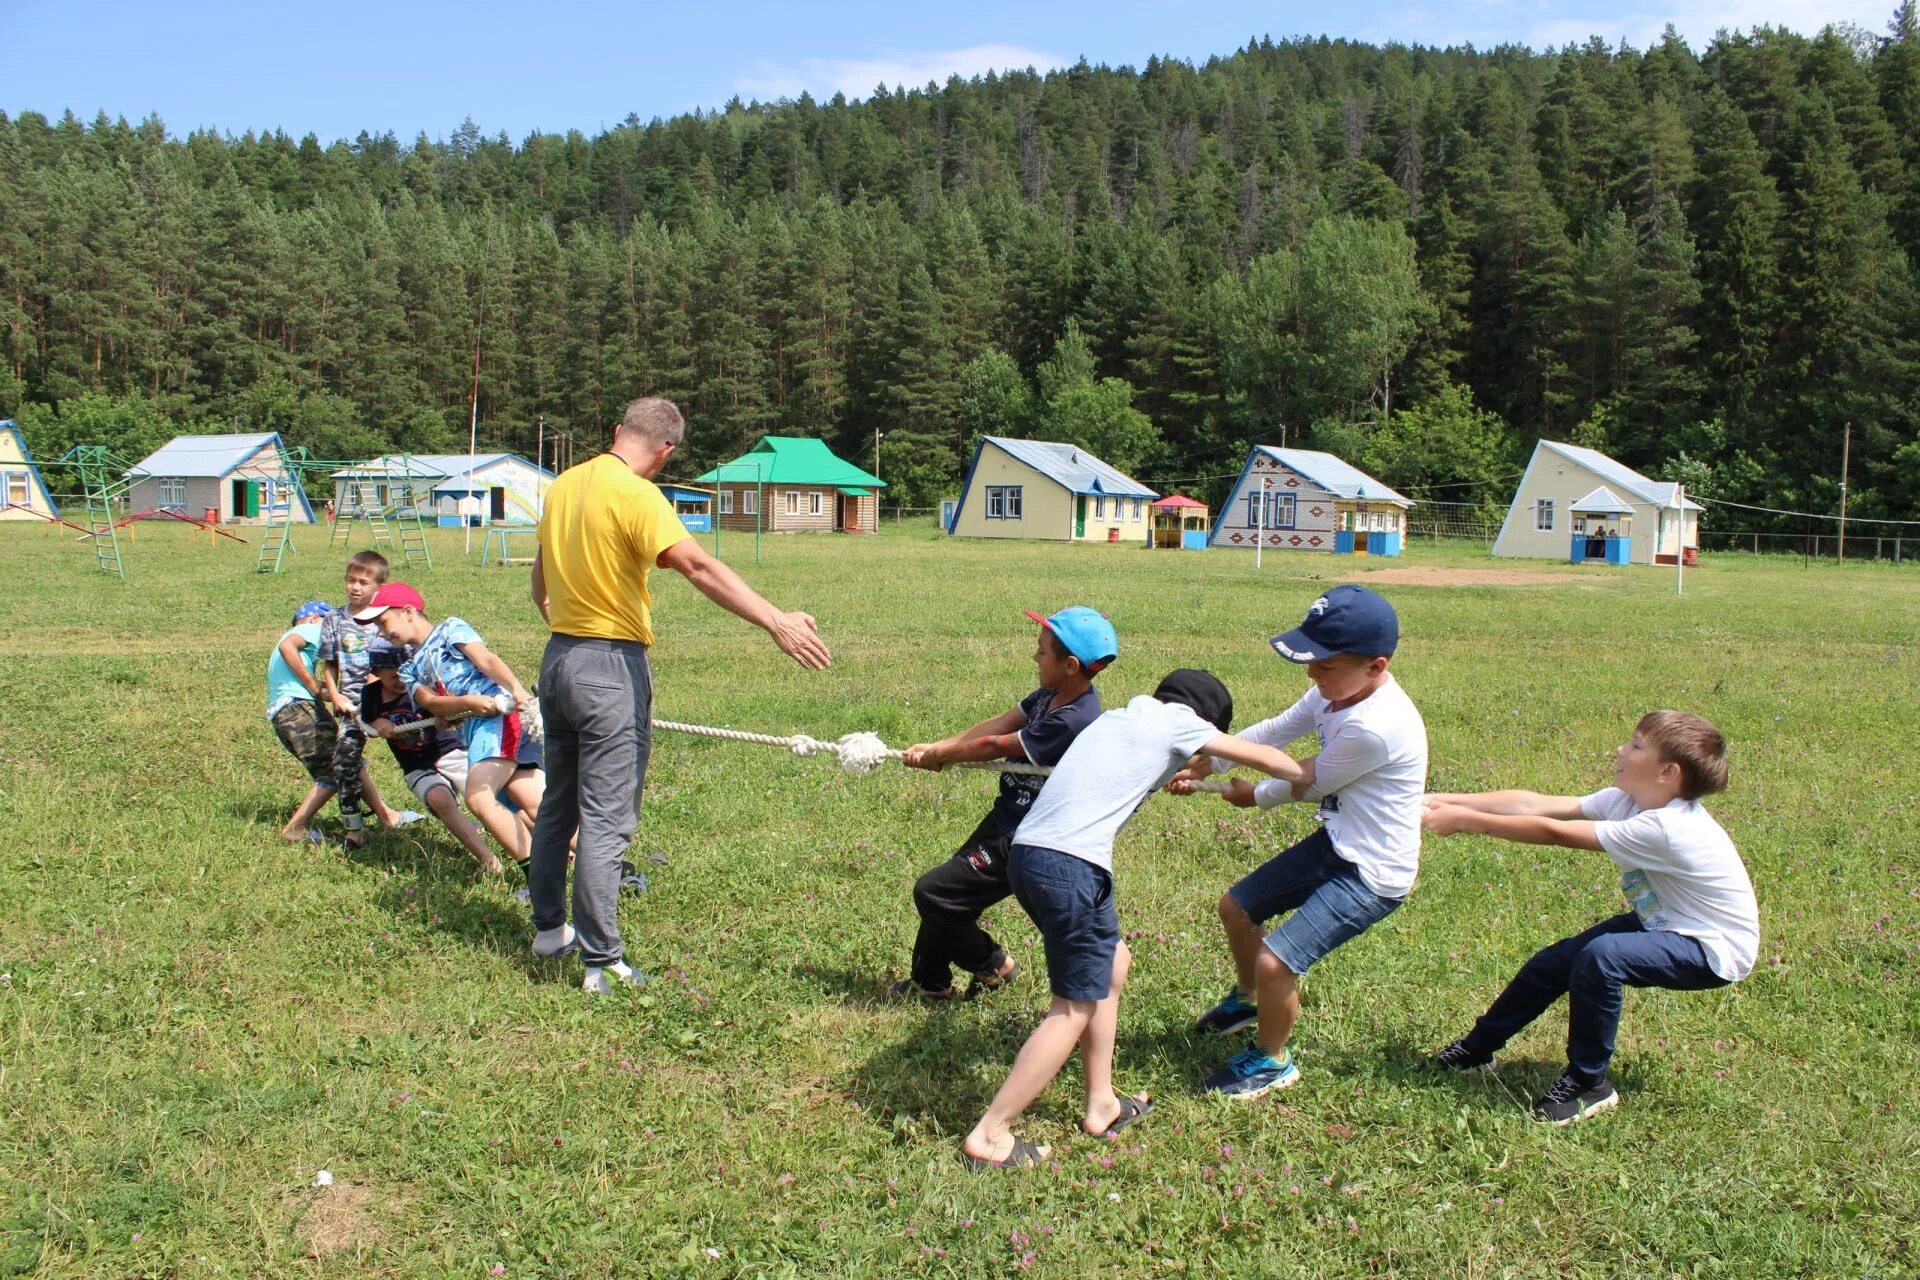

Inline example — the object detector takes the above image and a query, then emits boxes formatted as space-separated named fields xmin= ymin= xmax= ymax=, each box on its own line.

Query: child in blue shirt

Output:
xmin=267 ymin=601 xmax=340 ymax=844
xmin=357 ymin=582 xmax=545 ymax=876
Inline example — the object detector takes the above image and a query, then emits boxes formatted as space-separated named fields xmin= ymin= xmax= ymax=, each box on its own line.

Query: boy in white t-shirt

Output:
xmin=961 ymin=670 xmax=1311 ymax=1170
xmin=1173 ymin=585 xmax=1428 ymax=1102
xmin=1422 ymin=710 xmax=1758 ymax=1125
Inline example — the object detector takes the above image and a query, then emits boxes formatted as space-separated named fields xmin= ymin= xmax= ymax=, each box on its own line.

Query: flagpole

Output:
xmin=465 ymin=335 xmax=480 ymax=556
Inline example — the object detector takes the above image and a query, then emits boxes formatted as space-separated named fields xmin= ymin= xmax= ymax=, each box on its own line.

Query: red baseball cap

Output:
xmin=353 ymin=582 xmax=426 ymax=621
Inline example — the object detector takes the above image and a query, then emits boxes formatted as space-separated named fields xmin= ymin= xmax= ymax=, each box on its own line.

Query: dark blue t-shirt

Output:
xmin=362 ymin=683 xmax=462 ymax=774
xmin=988 ymin=685 xmax=1103 ymax=838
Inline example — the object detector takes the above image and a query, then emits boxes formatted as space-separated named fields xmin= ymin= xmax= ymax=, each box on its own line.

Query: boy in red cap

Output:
xmin=891 ymin=606 xmax=1114 ymax=1001
xmin=357 ymin=583 xmax=546 ymax=882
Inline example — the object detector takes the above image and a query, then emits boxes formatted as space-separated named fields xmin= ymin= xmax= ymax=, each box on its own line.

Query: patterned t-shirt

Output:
xmin=319 ymin=611 xmax=382 ymax=707
xmin=399 ymin=617 xmax=504 ymax=703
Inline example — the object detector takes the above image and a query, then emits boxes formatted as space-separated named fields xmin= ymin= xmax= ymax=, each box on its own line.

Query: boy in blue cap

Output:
xmin=1174 ymin=585 xmax=1429 ymax=1101
xmin=268 ymin=601 xmax=342 ymax=844
xmin=891 ymin=606 xmax=1114 ymax=1001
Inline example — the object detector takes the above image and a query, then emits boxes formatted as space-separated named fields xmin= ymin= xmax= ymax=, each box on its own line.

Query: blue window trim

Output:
xmin=986 ymin=485 xmax=1023 ymax=519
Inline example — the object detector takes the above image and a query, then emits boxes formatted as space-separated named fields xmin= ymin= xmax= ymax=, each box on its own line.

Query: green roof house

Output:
xmin=693 ymin=436 xmax=886 ymax=534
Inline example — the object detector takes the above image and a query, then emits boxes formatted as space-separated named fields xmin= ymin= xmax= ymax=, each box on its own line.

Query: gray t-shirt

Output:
xmin=319 ymin=611 xmax=383 ymax=708
xmin=1013 ymin=695 xmax=1220 ymax=873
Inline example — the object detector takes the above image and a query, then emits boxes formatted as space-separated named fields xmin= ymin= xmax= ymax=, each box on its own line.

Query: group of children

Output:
xmin=265 ymin=555 xmax=1761 ymax=1158
xmin=889 ymin=587 xmax=1757 ymax=1167
xmin=266 ymin=550 xmax=548 ymax=883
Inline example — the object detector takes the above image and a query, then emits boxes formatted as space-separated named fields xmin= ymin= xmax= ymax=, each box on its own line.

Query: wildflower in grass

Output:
xmin=492 ymin=1266 xmax=505 ymax=1276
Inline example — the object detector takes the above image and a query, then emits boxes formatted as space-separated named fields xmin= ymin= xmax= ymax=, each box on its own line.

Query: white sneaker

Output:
xmin=583 ymin=961 xmax=648 ymax=994
xmin=532 ymin=924 xmax=578 ymax=958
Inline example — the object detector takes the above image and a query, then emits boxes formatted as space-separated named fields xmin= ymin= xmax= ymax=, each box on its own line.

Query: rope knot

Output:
xmin=832 ymin=731 xmax=894 ymax=775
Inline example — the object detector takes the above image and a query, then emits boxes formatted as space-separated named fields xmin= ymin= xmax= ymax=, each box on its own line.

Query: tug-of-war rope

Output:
xmin=373 ymin=706 xmax=1237 ymax=791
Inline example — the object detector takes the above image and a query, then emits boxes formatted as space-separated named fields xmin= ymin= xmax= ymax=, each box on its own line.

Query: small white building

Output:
xmin=949 ymin=437 xmax=1157 ymax=543
xmin=1210 ymin=447 xmax=1412 ymax=555
xmin=127 ymin=432 xmax=313 ymax=525
xmin=331 ymin=453 xmax=553 ymax=528
xmin=1493 ymin=440 xmax=1702 ymax=565
xmin=0 ymin=421 xmax=61 ymax=522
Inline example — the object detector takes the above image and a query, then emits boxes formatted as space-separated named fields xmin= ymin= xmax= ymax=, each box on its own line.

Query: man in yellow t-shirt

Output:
xmin=526 ymin=396 xmax=832 ymax=993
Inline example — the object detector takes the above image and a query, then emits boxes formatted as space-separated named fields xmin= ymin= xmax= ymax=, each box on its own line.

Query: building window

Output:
xmin=985 ymin=485 xmax=1023 ymax=519
xmin=1267 ymin=494 xmax=1296 ymax=529
xmin=158 ymin=476 xmax=187 ymax=507
xmin=1093 ymin=495 xmax=1106 ymax=520
xmin=1535 ymin=499 xmax=1555 ymax=531
xmin=719 ymin=490 xmax=734 ymax=515
xmin=3 ymin=473 xmax=27 ymax=506
xmin=808 ymin=491 xmax=823 ymax=516
xmin=741 ymin=488 xmax=758 ymax=515
xmin=1130 ymin=500 xmax=1142 ymax=522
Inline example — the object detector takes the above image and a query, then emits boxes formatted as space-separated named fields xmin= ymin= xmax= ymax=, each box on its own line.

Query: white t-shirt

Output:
xmin=1014 ymin=695 xmax=1222 ymax=874
xmin=1228 ymin=674 xmax=1429 ymax=899
xmin=1580 ymin=788 xmax=1759 ymax=982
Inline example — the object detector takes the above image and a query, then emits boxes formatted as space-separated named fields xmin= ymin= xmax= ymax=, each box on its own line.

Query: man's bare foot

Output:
xmin=1081 ymin=1092 xmax=1153 ymax=1138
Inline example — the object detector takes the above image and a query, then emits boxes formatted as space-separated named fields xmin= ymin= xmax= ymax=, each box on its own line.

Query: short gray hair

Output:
xmin=619 ymin=396 xmax=686 ymax=446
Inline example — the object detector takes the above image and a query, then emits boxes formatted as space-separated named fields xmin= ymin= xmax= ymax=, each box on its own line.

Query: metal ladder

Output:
xmin=255 ymin=497 xmax=298 ymax=573
xmin=328 ymin=481 xmax=398 ymax=552
xmin=392 ymin=487 xmax=433 ymax=571
xmin=59 ymin=445 xmax=134 ymax=579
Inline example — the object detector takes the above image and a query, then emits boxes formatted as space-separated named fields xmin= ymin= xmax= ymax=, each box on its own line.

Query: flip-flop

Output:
xmin=963 ymin=1136 xmax=1046 ymax=1170
xmin=964 ymin=960 xmax=1019 ymax=1000
xmin=1095 ymin=1094 xmax=1154 ymax=1140
xmin=390 ymin=811 xmax=426 ymax=829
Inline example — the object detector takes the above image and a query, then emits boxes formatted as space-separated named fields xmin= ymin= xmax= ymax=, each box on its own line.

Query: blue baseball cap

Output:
xmin=292 ymin=600 xmax=334 ymax=625
xmin=1270 ymin=585 xmax=1399 ymax=662
xmin=1025 ymin=606 xmax=1119 ymax=671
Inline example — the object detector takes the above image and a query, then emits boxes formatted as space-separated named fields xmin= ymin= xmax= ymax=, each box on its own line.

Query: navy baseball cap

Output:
xmin=1270 ymin=585 xmax=1399 ymax=662
xmin=292 ymin=600 xmax=334 ymax=625
xmin=1152 ymin=668 xmax=1234 ymax=732
xmin=1025 ymin=606 xmax=1119 ymax=671
xmin=367 ymin=639 xmax=403 ymax=670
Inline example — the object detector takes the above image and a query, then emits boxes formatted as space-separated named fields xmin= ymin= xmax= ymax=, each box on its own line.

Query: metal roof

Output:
xmin=981 ymin=437 xmax=1156 ymax=498
xmin=694 ymin=436 xmax=885 ymax=488
xmin=1253 ymin=447 xmax=1412 ymax=506
xmin=1570 ymin=485 xmax=1635 ymax=515
xmin=132 ymin=432 xmax=283 ymax=478
xmin=1539 ymin=441 xmax=1704 ymax=511
xmin=330 ymin=453 xmax=533 ymax=480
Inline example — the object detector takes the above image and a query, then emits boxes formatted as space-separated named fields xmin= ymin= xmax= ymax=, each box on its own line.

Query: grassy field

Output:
xmin=1 ymin=519 xmax=1916 ymax=1279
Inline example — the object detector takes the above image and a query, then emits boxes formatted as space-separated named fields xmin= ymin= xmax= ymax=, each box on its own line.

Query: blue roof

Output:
xmin=984 ymin=437 xmax=1156 ymax=498
xmin=1255 ymin=447 xmax=1412 ymax=506
xmin=133 ymin=432 xmax=283 ymax=478
xmin=1539 ymin=441 xmax=1703 ymax=511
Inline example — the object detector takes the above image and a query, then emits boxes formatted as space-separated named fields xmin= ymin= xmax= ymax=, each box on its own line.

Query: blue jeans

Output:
xmin=1463 ymin=913 xmax=1728 ymax=1086
xmin=1229 ymin=828 xmax=1402 ymax=976
xmin=1008 ymin=845 xmax=1119 ymax=1002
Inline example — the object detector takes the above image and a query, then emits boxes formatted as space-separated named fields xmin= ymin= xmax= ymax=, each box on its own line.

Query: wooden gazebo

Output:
xmin=1152 ymin=494 xmax=1210 ymax=549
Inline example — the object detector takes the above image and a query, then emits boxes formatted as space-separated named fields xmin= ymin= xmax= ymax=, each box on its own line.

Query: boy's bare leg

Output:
xmin=465 ymin=759 xmax=531 ymax=862
xmin=962 ymin=999 xmax=1094 ymax=1163
xmin=1253 ymin=949 xmax=1302 ymax=1056
xmin=281 ymin=784 xmax=335 ymax=841
xmin=360 ymin=770 xmax=402 ymax=827
xmin=426 ymin=785 xmax=503 ymax=874
xmin=503 ymin=770 xmax=545 ymax=822
xmin=1219 ymin=893 xmax=1265 ymax=993
xmin=1079 ymin=942 xmax=1147 ymax=1136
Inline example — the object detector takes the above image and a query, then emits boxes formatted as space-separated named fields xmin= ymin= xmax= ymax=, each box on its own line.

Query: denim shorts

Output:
xmin=1009 ymin=844 xmax=1121 ymax=1002
xmin=1229 ymin=828 xmax=1402 ymax=976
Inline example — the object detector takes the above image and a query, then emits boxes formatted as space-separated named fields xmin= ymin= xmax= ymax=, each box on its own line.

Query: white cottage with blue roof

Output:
xmin=1210 ymin=447 xmax=1412 ymax=556
xmin=950 ymin=437 xmax=1159 ymax=543
xmin=127 ymin=432 xmax=313 ymax=525
xmin=1493 ymin=440 xmax=1702 ymax=566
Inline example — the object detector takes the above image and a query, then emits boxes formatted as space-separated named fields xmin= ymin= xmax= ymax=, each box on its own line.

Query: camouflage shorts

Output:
xmin=271 ymin=700 xmax=339 ymax=786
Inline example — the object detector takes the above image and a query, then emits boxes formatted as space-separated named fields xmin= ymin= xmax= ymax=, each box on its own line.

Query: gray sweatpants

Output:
xmin=528 ymin=634 xmax=652 ymax=967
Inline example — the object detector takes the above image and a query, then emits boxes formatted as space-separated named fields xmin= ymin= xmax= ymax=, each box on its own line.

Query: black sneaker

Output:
xmin=1432 ymin=1038 xmax=1497 ymax=1073
xmin=887 ymin=979 xmax=957 ymax=1003
xmin=1193 ymin=986 xmax=1259 ymax=1036
xmin=1531 ymin=1072 xmax=1618 ymax=1125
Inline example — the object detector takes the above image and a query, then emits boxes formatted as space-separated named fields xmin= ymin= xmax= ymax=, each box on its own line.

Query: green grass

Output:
xmin=1 ymin=520 xmax=1916 ymax=1278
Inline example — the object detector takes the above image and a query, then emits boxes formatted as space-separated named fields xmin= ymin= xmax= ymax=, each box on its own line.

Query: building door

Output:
xmin=232 ymin=479 xmax=259 ymax=517
xmin=1075 ymin=496 xmax=1086 ymax=537
xmin=489 ymin=487 xmax=506 ymax=522
xmin=840 ymin=494 xmax=859 ymax=532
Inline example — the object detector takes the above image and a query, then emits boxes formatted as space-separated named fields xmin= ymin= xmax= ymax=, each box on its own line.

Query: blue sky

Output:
xmin=1 ymin=0 xmax=1894 ymax=144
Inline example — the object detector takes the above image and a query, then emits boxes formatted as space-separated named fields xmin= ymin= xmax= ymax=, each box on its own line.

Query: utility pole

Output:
xmin=1837 ymin=422 xmax=1851 ymax=565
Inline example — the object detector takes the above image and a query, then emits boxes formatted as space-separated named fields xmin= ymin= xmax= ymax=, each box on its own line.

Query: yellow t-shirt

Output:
xmin=538 ymin=454 xmax=690 ymax=644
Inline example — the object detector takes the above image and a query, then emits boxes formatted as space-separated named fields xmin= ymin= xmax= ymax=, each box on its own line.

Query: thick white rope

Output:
xmin=364 ymin=711 xmax=1237 ymax=792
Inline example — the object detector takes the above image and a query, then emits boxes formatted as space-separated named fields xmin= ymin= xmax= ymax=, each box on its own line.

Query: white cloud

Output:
xmin=1361 ymin=0 xmax=1888 ymax=51
xmin=732 ymin=43 xmax=1069 ymax=104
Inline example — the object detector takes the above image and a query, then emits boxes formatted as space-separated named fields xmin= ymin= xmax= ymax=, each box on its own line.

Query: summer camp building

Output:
xmin=0 ymin=421 xmax=60 ymax=521
xmin=127 ymin=432 xmax=313 ymax=525
xmin=330 ymin=453 xmax=553 ymax=528
xmin=949 ymin=437 xmax=1158 ymax=543
xmin=694 ymin=436 xmax=885 ymax=534
xmin=1210 ymin=446 xmax=1412 ymax=555
xmin=1493 ymin=440 xmax=1702 ymax=565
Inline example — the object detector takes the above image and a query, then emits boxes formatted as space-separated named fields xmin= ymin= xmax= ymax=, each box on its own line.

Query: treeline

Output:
xmin=3 ymin=17 xmax=1918 ymax=521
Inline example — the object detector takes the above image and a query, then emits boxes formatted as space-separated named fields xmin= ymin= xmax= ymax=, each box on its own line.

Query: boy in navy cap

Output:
xmin=361 ymin=640 xmax=503 ymax=875
xmin=891 ymin=606 xmax=1115 ymax=1002
xmin=1174 ymin=585 xmax=1428 ymax=1101
xmin=963 ymin=669 xmax=1312 ymax=1169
